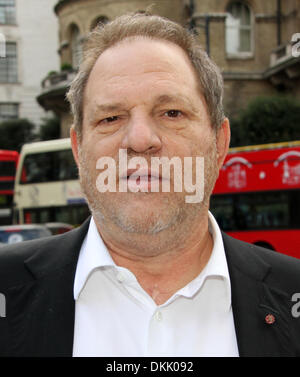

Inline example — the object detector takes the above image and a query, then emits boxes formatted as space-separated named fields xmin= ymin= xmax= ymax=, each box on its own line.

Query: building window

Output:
xmin=0 ymin=103 xmax=18 ymax=122
xmin=70 ymin=24 xmax=82 ymax=69
xmin=226 ymin=2 xmax=252 ymax=55
xmin=0 ymin=0 xmax=16 ymax=25
xmin=0 ymin=42 xmax=18 ymax=82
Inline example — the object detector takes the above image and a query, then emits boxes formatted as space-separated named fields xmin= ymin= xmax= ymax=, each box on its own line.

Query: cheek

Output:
xmin=164 ymin=130 xmax=214 ymax=158
xmin=161 ymin=128 xmax=201 ymax=157
xmin=81 ymin=131 xmax=122 ymax=162
xmin=191 ymin=126 xmax=216 ymax=155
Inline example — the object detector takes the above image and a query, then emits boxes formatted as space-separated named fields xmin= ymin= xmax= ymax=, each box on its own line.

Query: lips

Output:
xmin=120 ymin=168 xmax=162 ymax=191
xmin=121 ymin=168 xmax=160 ymax=179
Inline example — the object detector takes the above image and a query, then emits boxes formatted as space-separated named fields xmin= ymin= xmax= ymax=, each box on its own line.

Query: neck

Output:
xmin=95 ymin=213 xmax=213 ymax=305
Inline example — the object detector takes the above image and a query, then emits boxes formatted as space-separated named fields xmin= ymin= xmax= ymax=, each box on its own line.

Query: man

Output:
xmin=0 ymin=13 xmax=300 ymax=357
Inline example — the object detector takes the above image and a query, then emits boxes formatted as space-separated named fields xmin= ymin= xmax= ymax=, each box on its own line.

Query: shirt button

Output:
xmin=155 ymin=311 xmax=162 ymax=321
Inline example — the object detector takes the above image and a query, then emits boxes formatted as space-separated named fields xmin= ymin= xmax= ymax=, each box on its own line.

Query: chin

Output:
xmin=114 ymin=206 xmax=180 ymax=235
xmin=93 ymin=193 xmax=184 ymax=235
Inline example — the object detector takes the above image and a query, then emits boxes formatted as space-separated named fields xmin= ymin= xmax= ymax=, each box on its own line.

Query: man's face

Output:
xmin=71 ymin=37 xmax=229 ymax=235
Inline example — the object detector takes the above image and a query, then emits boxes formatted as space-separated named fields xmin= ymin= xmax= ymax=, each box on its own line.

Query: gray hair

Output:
xmin=66 ymin=12 xmax=225 ymax=136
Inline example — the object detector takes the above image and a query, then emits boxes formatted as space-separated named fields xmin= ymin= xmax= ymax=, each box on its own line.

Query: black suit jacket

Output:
xmin=0 ymin=217 xmax=300 ymax=357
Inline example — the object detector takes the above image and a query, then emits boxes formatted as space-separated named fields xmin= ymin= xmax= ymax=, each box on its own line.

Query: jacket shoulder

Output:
xmin=0 ymin=219 xmax=90 ymax=290
xmin=0 ymin=235 xmax=65 ymax=289
xmin=222 ymin=232 xmax=300 ymax=292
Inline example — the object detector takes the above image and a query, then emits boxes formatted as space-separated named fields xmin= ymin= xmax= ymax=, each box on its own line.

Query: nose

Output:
xmin=120 ymin=113 xmax=162 ymax=153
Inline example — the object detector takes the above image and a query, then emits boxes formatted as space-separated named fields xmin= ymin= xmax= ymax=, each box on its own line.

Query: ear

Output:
xmin=216 ymin=117 xmax=230 ymax=171
xmin=70 ymin=125 xmax=80 ymax=167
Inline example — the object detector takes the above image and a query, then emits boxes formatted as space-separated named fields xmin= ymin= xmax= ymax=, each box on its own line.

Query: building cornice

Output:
xmin=54 ymin=0 xmax=79 ymax=14
xmin=192 ymin=12 xmax=227 ymax=22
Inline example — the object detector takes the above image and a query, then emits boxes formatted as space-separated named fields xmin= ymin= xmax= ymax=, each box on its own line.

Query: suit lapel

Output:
xmin=7 ymin=218 xmax=90 ymax=357
xmin=222 ymin=232 xmax=294 ymax=357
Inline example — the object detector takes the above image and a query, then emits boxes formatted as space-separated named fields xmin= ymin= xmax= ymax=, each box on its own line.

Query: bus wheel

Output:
xmin=254 ymin=241 xmax=275 ymax=251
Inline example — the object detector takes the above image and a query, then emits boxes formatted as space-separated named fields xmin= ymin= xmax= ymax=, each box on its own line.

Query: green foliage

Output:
xmin=61 ymin=62 xmax=73 ymax=71
xmin=229 ymin=95 xmax=300 ymax=147
xmin=0 ymin=118 xmax=37 ymax=151
xmin=47 ymin=70 xmax=58 ymax=76
xmin=0 ymin=116 xmax=61 ymax=151
xmin=39 ymin=116 xmax=60 ymax=141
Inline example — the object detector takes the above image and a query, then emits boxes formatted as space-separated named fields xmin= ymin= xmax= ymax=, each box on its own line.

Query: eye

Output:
xmin=164 ymin=110 xmax=182 ymax=118
xmin=101 ymin=115 xmax=119 ymax=123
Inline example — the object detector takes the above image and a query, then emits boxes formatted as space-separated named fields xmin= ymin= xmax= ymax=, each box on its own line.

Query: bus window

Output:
xmin=57 ymin=149 xmax=78 ymax=180
xmin=21 ymin=152 xmax=52 ymax=184
xmin=238 ymin=191 xmax=290 ymax=230
xmin=210 ymin=195 xmax=234 ymax=231
xmin=210 ymin=190 xmax=296 ymax=231
xmin=21 ymin=149 xmax=78 ymax=184
xmin=0 ymin=161 xmax=16 ymax=176
xmin=290 ymin=190 xmax=300 ymax=228
xmin=24 ymin=205 xmax=90 ymax=227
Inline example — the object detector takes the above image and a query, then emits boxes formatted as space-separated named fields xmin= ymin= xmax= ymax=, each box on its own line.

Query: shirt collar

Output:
xmin=175 ymin=211 xmax=232 ymax=309
xmin=73 ymin=217 xmax=116 ymax=299
xmin=74 ymin=212 xmax=232 ymax=308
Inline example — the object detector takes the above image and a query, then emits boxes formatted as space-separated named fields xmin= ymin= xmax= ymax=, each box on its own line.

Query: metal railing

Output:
xmin=41 ymin=69 xmax=77 ymax=89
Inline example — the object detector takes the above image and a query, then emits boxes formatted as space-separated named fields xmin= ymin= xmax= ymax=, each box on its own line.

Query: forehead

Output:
xmin=84 ymin=37 xmax=200 ymax=101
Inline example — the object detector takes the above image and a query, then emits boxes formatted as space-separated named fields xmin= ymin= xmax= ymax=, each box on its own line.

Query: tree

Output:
xmin=39 ymin=116 xmax=60 ymax=141
xmin=0 ymin=118 xmax=37 ymax=151
xmin=229 ymin=95 xmax=300 ymax=147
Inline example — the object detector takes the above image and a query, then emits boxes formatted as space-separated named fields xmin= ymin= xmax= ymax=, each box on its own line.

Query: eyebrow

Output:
xmin=153 ymin=94 xmax=199 ymax=113
xmin=86 ymin=102 xmax=127 ymax=123
xmin=89 ymin=94 xmax=199 ymax=120
xmin=91 ymin=102 xmax=126 ymax=115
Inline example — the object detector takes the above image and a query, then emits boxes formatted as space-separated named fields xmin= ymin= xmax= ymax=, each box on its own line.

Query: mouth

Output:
xmin=120 ymin=168 xmax=162 ymax=191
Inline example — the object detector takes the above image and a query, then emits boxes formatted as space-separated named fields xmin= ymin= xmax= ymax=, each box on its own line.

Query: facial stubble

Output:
xmin=77 ymin=141 xmax=219 ymax=237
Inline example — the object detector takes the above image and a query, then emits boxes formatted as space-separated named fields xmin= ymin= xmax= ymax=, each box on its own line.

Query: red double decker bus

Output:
xmin=211 ymin=141 xmax=300 ymax=259
xmin=0 ymin=150 xmax=19 ymax=225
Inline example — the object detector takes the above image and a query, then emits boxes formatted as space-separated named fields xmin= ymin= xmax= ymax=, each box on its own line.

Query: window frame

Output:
xmin=0 ymin=102 xmax=19 ymax=121
xmin=225 ymin=1 xmax=254 ymax=59
xmin=0 ymin=41 xmax=18 ymax=83
xmin=0 ymin=0 xmax=16 ymax=25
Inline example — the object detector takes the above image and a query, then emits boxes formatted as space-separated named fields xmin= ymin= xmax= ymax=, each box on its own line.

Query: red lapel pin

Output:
xmin=265 ymin=313 xmax=276 ymax=324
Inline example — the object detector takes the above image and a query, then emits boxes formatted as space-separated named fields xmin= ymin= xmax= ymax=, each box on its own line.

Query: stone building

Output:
xmin=0 ymin=0 xmax=59 ymax=127
xmin=37 ymin=0 xmax=300 ymax=137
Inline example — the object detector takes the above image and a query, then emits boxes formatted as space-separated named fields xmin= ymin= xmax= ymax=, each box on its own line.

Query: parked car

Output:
xmin=0 ymin=224 xmax=52 ymax=244
xmin=45 ymin=222 xmax=73 ymax=235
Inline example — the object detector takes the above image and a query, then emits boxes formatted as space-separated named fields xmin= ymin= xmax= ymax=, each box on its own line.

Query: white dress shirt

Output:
xmin=72 ymin=212 xmax=239 ymax=357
